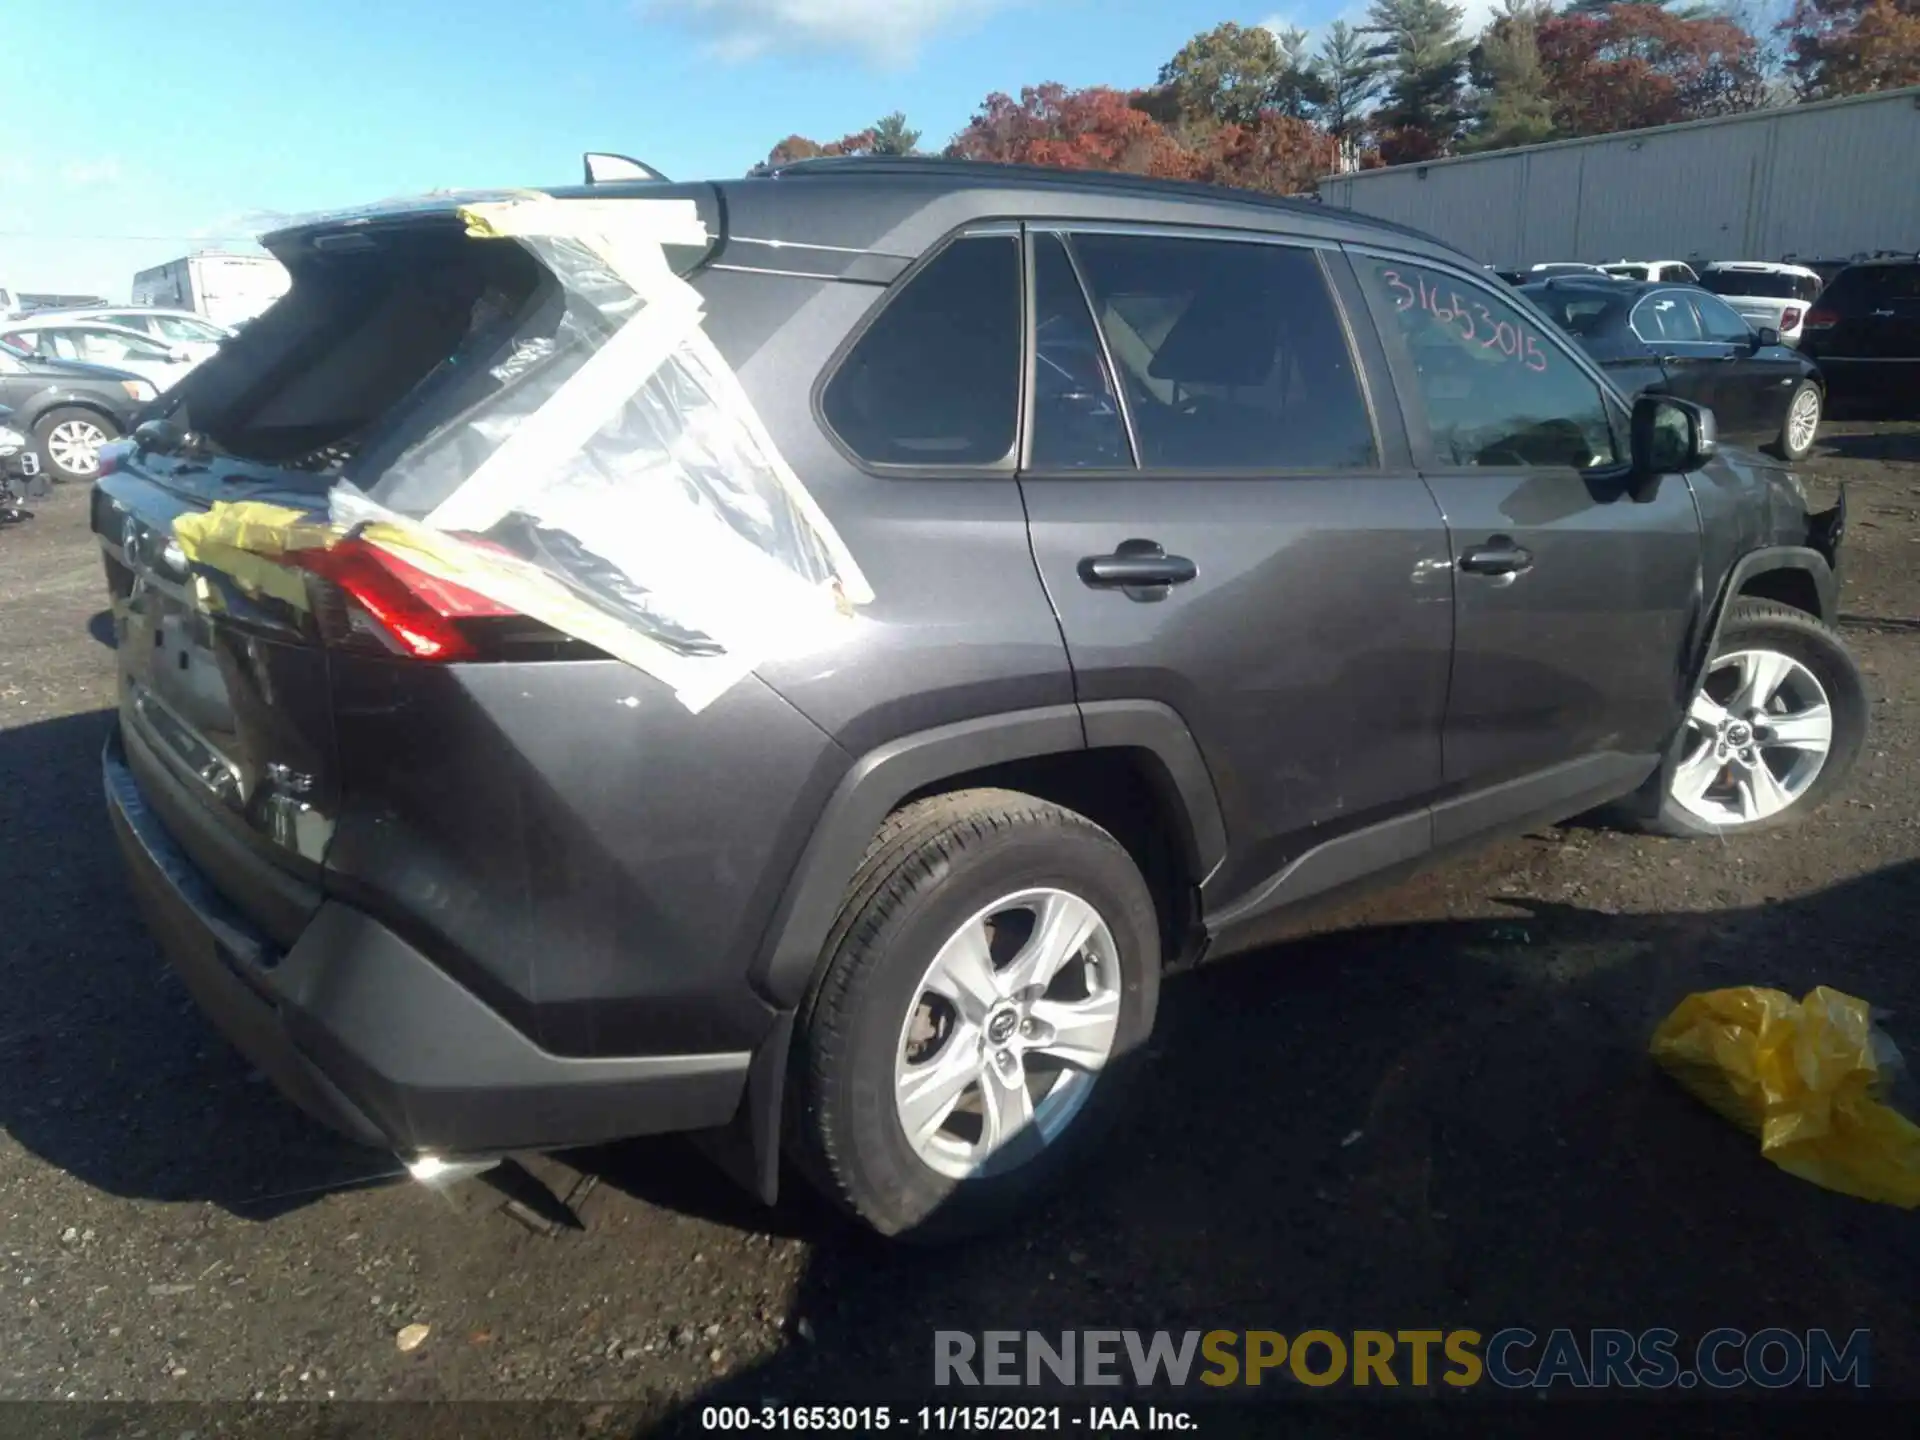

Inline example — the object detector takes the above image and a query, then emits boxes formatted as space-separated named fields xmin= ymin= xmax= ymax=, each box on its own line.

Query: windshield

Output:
xmin=1701 ymin=270 xmax=1820 ymax=302
xmin=1602 ymin=264 xmax=1652 ymax=280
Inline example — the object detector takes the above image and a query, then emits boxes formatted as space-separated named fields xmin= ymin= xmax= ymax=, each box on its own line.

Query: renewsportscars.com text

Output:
xmin=933 ymin=1328 xmax=1871 ymax=1391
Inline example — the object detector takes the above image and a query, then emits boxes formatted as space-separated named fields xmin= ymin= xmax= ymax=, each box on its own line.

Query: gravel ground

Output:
xmin=3 ymin=423 xmax=1920 ymax=1432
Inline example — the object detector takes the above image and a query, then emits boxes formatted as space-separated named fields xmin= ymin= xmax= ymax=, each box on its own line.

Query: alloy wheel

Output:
xmin=46 ymin=419 xmax=108 ymax=478
xmin=1787 ymin=388 xmax=1821 ymax=455
xmin=1671 ymin=647 xmax=1833 ymax=827
xmin=893 ymin=887 xmax=1122 ymax=1181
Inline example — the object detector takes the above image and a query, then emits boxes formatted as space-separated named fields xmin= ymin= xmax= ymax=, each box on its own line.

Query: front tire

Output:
xmin=34 ymin=407 xmax=120 ymax=483
xmin=787 ymin=789 xmax=1161 ymax=1240
xmin=1647 ymin=598 xmax=1866 ymax=837
xmin=1772 ymin=380 xmax=1822 ymax=462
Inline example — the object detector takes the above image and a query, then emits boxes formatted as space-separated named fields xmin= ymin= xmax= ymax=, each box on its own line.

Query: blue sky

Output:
xmin=1 ymin=0 xmax=1423 ymax=299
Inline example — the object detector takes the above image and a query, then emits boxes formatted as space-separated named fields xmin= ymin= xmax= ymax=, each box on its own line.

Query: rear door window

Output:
xmin=1065 ymin=232 xmax=1378 ymax=471
xmin=821 ymin=235 xmax=1021 ymax=467
xmin=1029 ymin=234 xmax=1131 ymax=469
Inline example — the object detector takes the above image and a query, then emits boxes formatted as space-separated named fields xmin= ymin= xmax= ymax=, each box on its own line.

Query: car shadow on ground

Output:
xmin=1817 ymin=429 xmax=1920 ymax=464
xmin=0 ymin=709 xmax=403 ymax=1219
xmin=621 ymin=856 xmax=1920 ymax=1431
xmin=8 ymin=707 xmax=1920 ymax=1423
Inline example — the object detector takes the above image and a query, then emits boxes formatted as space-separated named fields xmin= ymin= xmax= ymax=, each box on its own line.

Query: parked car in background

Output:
xmin=1798 ymin=256 xmax=1920 ymax=413
xmin=1602 ymin=260 xmax=1700 ymax=284
xmin=0 ymin=319 xmax=202 ymax=393
xmin=94 ymin=160 xmax=1860 ymax=1241
xmin=1529 ymin=262 xmax=1610 ymax=278
xmin=1522 ymin=275 xmax=1825 ymax=460
xmin=1697 ymin=262 xmax=1825 ymax=346
xmin=43 ymin=306 xmax=235 ymax=360
xmin=0 ymin=346 xmax=153 ymax=481
xmin=0 ymin=403 xmax=42 ymax=518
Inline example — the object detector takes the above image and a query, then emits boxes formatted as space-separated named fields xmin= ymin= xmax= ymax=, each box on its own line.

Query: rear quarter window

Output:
xmin=819 ymin=235 xmax=1022 ymax=468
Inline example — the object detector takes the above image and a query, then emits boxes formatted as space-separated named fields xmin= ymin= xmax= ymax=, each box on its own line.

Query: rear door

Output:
xmin=1349 ymin=249 xmax=1702 ymax=829
xmin=1018 ymin=226 xmax=1455 ymax=907
xmin=1630 ymin=289 xmax=1741 ymax=433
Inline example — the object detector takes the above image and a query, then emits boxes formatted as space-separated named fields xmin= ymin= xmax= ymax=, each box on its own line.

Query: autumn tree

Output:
xmin=760 ymin=112 xmax=921 ymax=169
xmin=1779 ymin=0 xmax=1920 ymax=97
xmin=1363 ymin=0 xmax=1475 ymax=161
xmin=1465 ymin=0 xmax=1559 ymax=151
xmin=762 ymin=128 xmax=879 ymax=168
xmin=946 ymin=84 xmax=1198 ymax=178
xmin=1535 ymin=2 xmax=1767 ymax=136
xmin=1190 ymin=114 xmax=1343 ymax=194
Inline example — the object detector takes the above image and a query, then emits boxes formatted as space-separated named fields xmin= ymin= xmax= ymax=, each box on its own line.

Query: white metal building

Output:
xmin=130 ymin=251 xmax=290 ymax=328
xmin=1317 ymin=86 xmax=1920 ymax=268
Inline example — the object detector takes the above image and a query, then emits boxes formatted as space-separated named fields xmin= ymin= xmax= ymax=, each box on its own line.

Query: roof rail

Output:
xmin=753 ymin=153 xmax=1449 ymax=247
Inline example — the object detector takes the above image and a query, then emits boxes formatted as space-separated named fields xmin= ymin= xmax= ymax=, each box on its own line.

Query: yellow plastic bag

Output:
xmin=1651 ymin=986 xmax=1920 ymax=1207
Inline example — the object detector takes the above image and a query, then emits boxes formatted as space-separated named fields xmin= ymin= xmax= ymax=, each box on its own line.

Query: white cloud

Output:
xmin=644 ymin=0 xmax=1009 ymax=66
xmin=1264 ymin=0 xmax=1503 ymax=56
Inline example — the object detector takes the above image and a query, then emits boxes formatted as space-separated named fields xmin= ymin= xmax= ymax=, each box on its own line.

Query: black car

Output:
xmin=94 ymin=159 xmax=1861 ymax=1240
xmin=0 ymin=347 xmax=156 ymax=482
xmin=1521 ymin=276 xmax=1825 ymax=461
xmin=1799 ymin=256 xmax=1920 ymax=413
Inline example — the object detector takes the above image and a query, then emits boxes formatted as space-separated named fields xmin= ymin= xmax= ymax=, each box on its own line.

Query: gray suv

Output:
xmin=94 ymin=158 xmax=1860 ymax=1239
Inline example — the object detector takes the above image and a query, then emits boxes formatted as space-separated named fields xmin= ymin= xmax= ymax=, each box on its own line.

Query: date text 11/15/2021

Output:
xmin=700 ymin=1405 xmax=1193 ymax=1431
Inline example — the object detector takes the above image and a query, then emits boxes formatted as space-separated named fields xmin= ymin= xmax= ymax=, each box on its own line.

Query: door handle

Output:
xmin=1459 ymin=540 xmax=1534 ymax=576
xmin=1077 ymin=539 xmax=1197 ymax=595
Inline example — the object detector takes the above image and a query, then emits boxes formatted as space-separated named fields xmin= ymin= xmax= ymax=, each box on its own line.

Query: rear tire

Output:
xmin=34 ymin=407 xmax=120 ymax=483
xmin=1641 ymin=598 xmax=1866 ymax=838
xmin=1771 ymin=380 xmax=1822 ymax=462
xmin=787 ymin=789 xmax=1161 ymax=1241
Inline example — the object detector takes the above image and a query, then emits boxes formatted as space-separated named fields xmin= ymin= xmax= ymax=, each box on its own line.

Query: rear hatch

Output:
xmin=1700 ymin=269 xmax=1817 ymax=337
xmin=94 ymin=185 xmax=723 ymax=945
xmin=1804 ymin=263 xmax=1920 ymax=359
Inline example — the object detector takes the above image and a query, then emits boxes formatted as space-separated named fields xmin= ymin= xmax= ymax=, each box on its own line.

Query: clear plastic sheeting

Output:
xmin=1651 ymin=985 xmax=1920 ymax=1208
xmin=336 ymin=193 xmax=872 ymax=713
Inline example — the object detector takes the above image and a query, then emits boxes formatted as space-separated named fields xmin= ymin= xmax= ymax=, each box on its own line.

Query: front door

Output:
xmin=1349 ymin=251 xmax=1703 ymax=834
xmin=1690 ymin=290 xmax=1783 ymax=444
xmin=1018 ymin=227 xmax=1455 ymax=906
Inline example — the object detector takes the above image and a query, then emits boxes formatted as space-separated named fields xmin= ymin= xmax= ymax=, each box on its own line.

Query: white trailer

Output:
xmin=130 ymin=251 xmax=290 ymax=328
xmin=1317 ymin=86 xmax=1920 ymax=269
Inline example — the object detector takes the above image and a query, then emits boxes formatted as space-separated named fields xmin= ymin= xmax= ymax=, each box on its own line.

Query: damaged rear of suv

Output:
xmin=97 ymin=160 xmax=1862 ymax=1240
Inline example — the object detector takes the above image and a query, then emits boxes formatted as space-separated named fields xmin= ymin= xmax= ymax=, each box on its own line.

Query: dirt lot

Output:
xmin=4 ymin=422 xmax=1920 ymax=1432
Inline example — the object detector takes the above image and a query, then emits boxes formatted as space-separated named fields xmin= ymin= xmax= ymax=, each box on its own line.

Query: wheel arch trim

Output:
xmin=749 ymin=699 xmax=1226 ymax=1012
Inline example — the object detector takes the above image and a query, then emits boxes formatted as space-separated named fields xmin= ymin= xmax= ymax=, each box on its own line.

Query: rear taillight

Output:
xmin=287 ymin=538 xmax=513 ymax=662
xmin=1802 ymin=306 xmax=1839 ymax=332
xmin=1780 ymin=307 xmax=1803 ymax=331
xmin=95 ymin=440 xmax=132 ymax=477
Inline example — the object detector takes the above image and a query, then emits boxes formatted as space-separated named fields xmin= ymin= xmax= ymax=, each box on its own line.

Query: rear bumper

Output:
xmin=105 ymin=727 xmax=752 ymax=1158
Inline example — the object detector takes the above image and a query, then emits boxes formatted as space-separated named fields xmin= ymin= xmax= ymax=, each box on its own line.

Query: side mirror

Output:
xmin=1632 ymin=394 xmax=1716 ymax=475
xmin=1754 ymin=326 xmax=1781 ymax=349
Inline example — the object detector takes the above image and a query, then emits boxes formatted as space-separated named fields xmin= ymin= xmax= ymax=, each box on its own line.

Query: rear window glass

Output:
xmin=1701 ymin=270 xmax=1821 ymax=302
xmin=821 ymin=235 xmax=1021 ymax=467
xmin=1822 ymin=264 xmax=1920 ymax=306
xmin=1528 ymin=291 xmax=1627 ymax=339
